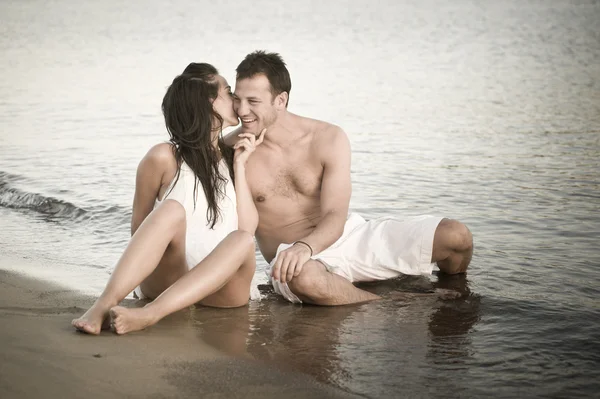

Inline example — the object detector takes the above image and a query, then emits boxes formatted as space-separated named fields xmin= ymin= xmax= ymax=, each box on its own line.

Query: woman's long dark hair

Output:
xmin=161 ymin=63 xmax=234 ymax=229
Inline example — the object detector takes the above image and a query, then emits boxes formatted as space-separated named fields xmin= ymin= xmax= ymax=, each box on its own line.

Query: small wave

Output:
xmin=0 ymin=170 xmax=133 ymax=228
xmin=0 ymin=172 xmax=89 ymax=221
xmin=0 ymin=184 xmax=89 ymax=220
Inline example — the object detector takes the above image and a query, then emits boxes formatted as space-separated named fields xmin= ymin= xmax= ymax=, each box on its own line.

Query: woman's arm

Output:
xmin=233 ymin=162 xmax=258 ymax=234
xmin=131 ymin=143 xmax=175 ymax=235
xmin=232 ymin=130 xmax=266 ymax=235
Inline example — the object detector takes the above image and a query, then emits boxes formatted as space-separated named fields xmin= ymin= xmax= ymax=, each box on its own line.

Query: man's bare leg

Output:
xmin=285 ymin=219 xmax=472 ymax=306
xmin=287 ymin=260 xmax=380 ymax=306
xmin=109 ymin=230 xmax=255 ymax=335
xmin=432 ymin=219 xmax=473 ymax=274
xmin=72 ymin=200 xmax=187 ymax=335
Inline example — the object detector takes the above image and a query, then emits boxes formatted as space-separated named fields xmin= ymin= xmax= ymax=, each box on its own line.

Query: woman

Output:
xmin=72 ymin=63 xmax=263 ymax=335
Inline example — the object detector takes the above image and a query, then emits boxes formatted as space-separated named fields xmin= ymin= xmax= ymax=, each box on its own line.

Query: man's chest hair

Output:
xmin=247 ymin=153 xmax=322 ymax=199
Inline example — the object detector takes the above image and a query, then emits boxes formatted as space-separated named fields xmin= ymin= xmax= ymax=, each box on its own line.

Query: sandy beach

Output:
xmin=0 ymin=255 xmax=362 ymax=399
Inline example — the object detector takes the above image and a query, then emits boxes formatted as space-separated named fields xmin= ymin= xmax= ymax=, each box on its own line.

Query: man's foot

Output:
xmin=72 ymin=303 xmax=112 ymax=335
xmin=109 ymin=306 xmax=155 ymax=335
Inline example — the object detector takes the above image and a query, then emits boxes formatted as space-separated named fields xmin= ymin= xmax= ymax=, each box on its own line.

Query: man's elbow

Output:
xmin=334 ymin=224 xmax=344 ymax=241
xmin=329 ymin=211 xmax=347 ymax=239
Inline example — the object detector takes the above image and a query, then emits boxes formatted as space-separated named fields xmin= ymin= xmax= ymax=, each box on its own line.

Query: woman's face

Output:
xmin=212 ymin=75 xmax=239 ymax=129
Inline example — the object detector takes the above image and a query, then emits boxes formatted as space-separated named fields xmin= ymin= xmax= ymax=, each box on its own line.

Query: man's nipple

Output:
xmin=256 ymin=195 xmax=266 ymax=202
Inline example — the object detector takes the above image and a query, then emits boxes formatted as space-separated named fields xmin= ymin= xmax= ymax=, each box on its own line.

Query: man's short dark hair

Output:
xmin=236 ymin=50 xmax=291 ymax=106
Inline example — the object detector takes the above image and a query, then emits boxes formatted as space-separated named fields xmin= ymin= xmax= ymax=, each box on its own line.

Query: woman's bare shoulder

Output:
xmin=140 ymin=143 xmax=177 ymax=171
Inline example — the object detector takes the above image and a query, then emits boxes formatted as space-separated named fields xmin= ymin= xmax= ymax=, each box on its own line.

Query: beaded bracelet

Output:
xmin=293 ymin=240 xmax=314 ymax=257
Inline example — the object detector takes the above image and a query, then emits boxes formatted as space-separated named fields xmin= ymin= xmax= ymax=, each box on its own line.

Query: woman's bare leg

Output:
xmin=198 ymin=239 xmax=256 ymax=308
xmin=109 ymin=230 xmax=255 ymax=335
xmin=72 ymin=200 xmax=187 ymax=334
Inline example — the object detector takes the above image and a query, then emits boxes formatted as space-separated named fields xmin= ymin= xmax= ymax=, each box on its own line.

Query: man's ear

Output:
xmin=275 ymin=92 xmax=288 ymax=110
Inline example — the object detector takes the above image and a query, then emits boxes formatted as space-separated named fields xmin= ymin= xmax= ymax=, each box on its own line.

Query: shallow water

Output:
xmin=1 ymin=0 xmax=599 ymax=397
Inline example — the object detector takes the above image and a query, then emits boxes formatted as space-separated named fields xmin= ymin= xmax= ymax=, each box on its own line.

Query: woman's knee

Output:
xmin=223 ymin=296 xmax=250 ymax=308
xmin=225 ymin=230 xmax=255 ymax=251
xmin=156 ymin=199 xmax=186 ymax=226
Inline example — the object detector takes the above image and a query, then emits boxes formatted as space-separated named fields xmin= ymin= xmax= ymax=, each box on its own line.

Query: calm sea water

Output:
xmin=1 ymin=0 xmax=599 ymax=397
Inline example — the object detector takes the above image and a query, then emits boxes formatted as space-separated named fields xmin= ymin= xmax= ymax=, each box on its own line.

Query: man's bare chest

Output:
xmin=247 ymin=151 xmax=322 ymax=203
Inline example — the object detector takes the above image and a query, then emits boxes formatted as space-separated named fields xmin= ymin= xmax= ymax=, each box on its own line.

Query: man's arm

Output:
xmin=271 ymin=127 xmax=352 ymax=283
xmin=297 ymin=127 xmax=351 ymax=253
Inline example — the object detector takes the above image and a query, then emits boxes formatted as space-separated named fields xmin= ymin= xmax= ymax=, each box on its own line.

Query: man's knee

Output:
xmin=454 ymin=221 xmax=473 ymax=252
xmin=439 ymin=219 xmax=473 ymax=252
xmin=288 ymin=262 xmax=329 ymax=299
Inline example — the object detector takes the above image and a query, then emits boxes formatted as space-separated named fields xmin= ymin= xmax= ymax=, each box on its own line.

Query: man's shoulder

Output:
xmin=293 ymin=116 xmax=350 ymax=159
xmin=313 ymin=121 xmax=348 ymax=149
xmin=295 ymin=115 xmax=346 ymax=142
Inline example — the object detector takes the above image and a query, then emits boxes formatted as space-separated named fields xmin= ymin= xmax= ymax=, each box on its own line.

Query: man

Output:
xmin=228 ymin=50 xmax=473 ymax=305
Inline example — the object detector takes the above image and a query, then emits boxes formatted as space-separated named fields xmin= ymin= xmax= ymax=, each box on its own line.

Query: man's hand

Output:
xmin=233 ymin=129 xmax=266 ymax=167
xmin=271 ymin=243 xmax=312 ymax=283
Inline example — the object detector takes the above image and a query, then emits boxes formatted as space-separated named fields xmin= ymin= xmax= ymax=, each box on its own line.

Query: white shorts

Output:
xmin=268 ymin=213 xmax=443 ymax=303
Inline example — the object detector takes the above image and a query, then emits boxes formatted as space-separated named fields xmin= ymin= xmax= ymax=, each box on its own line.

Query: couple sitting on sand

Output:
xmin=73 ymin=51 xmax=473 ymax=335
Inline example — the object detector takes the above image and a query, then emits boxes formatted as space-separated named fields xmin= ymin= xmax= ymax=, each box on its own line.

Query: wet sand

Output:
xmin=0 ymin=257 xmax=362 ymax=399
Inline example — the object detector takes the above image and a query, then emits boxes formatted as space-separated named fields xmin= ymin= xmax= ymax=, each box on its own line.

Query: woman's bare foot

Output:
xmin=109 ymin=306 xmax=157 ymax=335
xmin=72 ymin=301 xmax=112 ymax=335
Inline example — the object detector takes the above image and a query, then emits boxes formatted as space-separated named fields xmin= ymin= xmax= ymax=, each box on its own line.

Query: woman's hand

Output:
xmin=233 ymin=129 xmax=266 ymax=167
xmin=232 ymin=128 xmax=266 ymax=235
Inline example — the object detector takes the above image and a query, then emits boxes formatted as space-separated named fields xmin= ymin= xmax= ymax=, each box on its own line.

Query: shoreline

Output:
xmin=0 ymin=255 xmax=361 ymax=399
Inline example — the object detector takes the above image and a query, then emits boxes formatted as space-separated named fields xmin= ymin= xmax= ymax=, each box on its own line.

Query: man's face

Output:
xmin=233 ymin=74 xmax=278 ymax=135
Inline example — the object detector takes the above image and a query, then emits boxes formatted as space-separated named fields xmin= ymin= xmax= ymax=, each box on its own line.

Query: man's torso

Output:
xmin=246 ymin=118 xmax=330 ymax=262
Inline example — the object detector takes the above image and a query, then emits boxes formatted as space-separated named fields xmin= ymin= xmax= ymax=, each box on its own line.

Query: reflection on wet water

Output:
xmin=191 ymin=275 xmax=482 ymax=398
